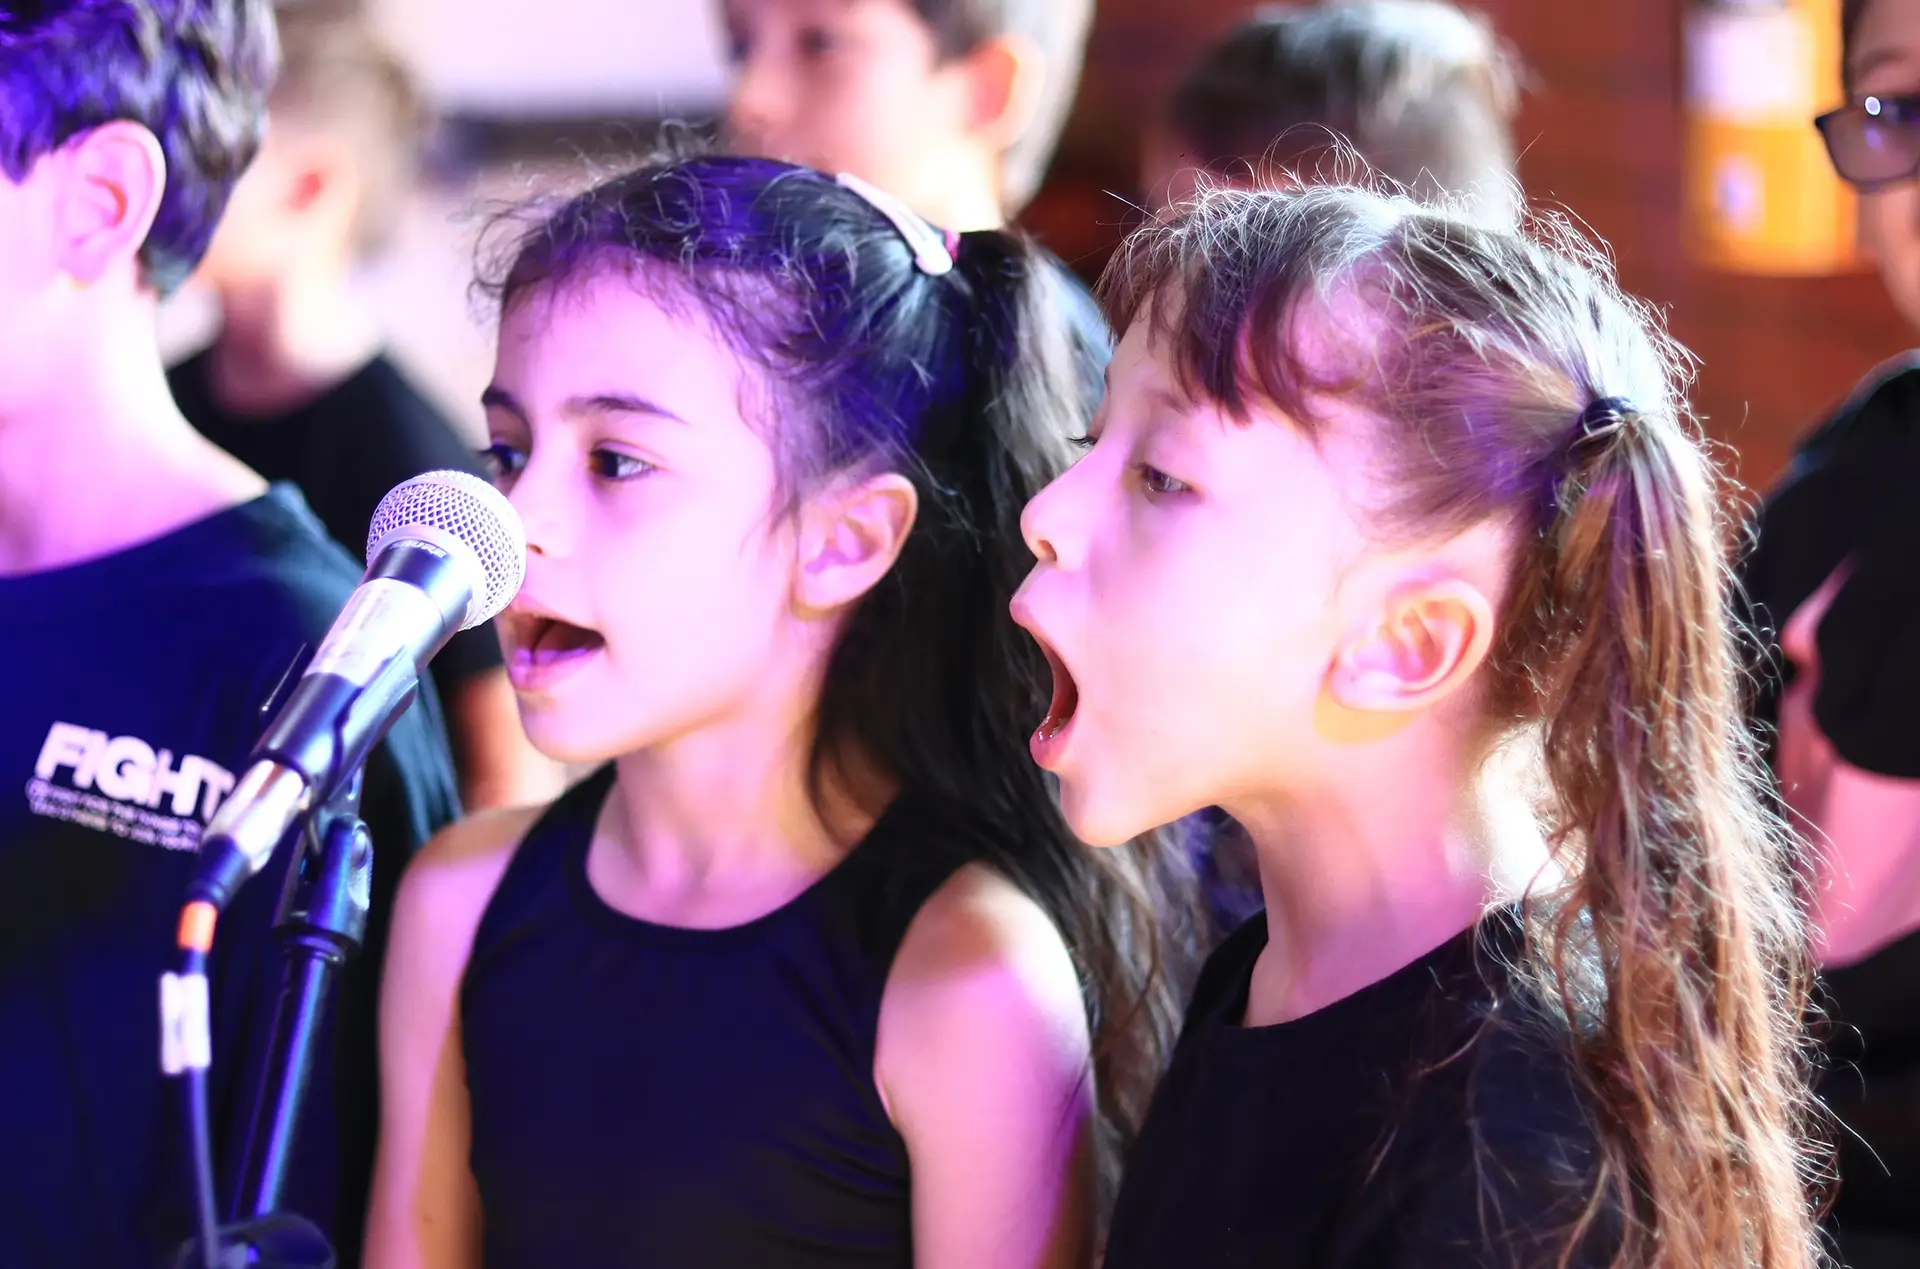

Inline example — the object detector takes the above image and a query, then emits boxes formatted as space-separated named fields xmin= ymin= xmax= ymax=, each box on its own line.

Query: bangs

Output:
xmin=1095 ymin=182 xmax=1657 ymax=545
xmin=1098 ymin=183 xmax=1400 ymax=429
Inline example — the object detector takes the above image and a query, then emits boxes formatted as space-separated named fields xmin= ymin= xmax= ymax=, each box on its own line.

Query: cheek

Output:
xmin=1060 ymin=519 xmax=1329 ymax=830
xmin=1861 ymin=191 xmax=1920 ymax=328
xmin=1154 ymin=551 xmax=1333 ymax=751
xmin=528 ymin=487 xmax=798 ymax=754
xmin=817 ymin=82 xmax=925 ymax=169
xmin=1861 ymin=189 xmax=1920 ymax=269
xmin=600 ymin=492 xmax=793 ymax=660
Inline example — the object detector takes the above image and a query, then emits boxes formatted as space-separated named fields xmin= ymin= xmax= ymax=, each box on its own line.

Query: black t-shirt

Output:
xmin=1742 ymin=353 xmax=1920 ymax=1241
xmin=0 ymin=486 xmax=460 ymax=1268
xmin=1105 ymin=911 xmax=1612 ymax=1269
xmin=169 ymin=349 xmax=505 ymax=710
xmin=1744 ymin=352 xmax=1920 ymax=777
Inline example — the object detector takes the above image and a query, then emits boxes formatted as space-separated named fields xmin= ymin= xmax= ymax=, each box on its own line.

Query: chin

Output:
xmin=1058 ymin=778 xmax=1163 ymax=850
xmin=514 ymin=709 xmax=630 ymax=770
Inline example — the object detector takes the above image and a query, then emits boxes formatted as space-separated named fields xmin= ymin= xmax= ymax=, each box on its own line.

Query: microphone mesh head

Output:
xmin=366 ymin=470 xmax=527 ymax=629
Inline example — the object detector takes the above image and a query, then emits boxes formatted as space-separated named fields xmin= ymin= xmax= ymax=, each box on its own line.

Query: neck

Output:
xmin=917 ymin=154 xmax=1008 ymax=233
xmin=599 ymin=680 xmax=883 ymax=923
xmin=0 ymin=295 xmax=266 ymax=576
xmin=207 ymin=265 xmax=382 ymax=417
xmin=1227 ymin=721 xmax=1551 ymax=1026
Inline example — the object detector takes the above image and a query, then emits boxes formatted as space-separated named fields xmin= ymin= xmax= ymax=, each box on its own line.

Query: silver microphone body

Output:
xmin=188 ymin=471 xmax=526 ymax=910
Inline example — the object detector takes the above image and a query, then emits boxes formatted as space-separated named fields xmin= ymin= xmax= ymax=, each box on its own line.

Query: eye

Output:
xmin=589 ymin=449 xmax=656 ymax=481
xmin=797 ymin=24 xmax=837 ymax=57
xmin=480 ymin=442 xmax=525 ymax=483
xmin=1067 ymin=433 xmax=1097 ymax=452
xmin=1136 ymin=464 xmax=1190 ymax=498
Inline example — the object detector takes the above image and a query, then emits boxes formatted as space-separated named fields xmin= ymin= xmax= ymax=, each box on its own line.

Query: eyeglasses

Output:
xmin=1816 ymin=95 xmax=1920 ymax=191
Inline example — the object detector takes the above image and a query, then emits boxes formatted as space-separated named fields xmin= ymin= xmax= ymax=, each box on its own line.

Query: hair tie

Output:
xmin=1569 ymin=395 xmax=1637 ymax=460
xmin=834 ymin=171 xmax=955 ymax=277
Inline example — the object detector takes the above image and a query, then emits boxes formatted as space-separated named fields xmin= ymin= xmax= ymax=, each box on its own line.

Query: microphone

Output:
xmin=187 ymin=471 xmax=526 ymax=911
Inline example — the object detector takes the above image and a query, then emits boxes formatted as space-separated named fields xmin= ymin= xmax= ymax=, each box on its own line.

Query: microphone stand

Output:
xmin=172 ymin=774 xmax=373 ymax=1269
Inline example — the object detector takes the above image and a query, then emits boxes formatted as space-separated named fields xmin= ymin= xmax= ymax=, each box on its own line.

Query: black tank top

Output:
xmin=460 ymin=766 xmax=969 ymax=1268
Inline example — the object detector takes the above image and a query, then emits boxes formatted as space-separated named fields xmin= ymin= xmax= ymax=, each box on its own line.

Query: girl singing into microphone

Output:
xmin=361 ymin=153 xmax=1179 ymax=1269
xmin=1013 ymin=184 xmax=1826 ymax=1267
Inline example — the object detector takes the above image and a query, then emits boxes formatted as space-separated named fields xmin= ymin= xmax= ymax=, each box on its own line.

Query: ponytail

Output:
xmin=817 ymin=224 xmax=1195 ymax=1217
xmin=1500 ymin=404 xmax=1824 ymax=1268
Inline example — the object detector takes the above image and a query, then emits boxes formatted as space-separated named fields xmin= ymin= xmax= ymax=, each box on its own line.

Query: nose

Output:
xmin=1020 ymin=460 xmax=1087 ymax=570
xmin=724 ymin=48 xmax=788 ymax=153
xmin=504 ymin=450 xmax=573 ymax=563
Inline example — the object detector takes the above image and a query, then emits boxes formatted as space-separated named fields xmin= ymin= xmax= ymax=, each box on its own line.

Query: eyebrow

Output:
xmin=480 ymin=386 xmax=690 ymax=426
xmin=1851 ymin=48 xmax=1920 ymax=89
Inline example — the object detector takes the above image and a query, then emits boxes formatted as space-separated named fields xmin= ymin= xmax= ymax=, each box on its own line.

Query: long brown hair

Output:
xmin=1104 ymin=182 xmax=1825 ymax=1267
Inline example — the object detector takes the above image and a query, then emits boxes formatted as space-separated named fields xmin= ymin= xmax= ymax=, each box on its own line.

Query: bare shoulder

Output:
xmin=875 ymin=861 xmax=1096 ymax=1250
xmin=879 ymin=863 xmax=1091 ymax=1112
xmin=414 ymin=800 xmax=545 ymax=872
xmin=889 ymin=862 xmax=1079 ymax=990
xmin=390 ymin=801 xmax=547 ymax=971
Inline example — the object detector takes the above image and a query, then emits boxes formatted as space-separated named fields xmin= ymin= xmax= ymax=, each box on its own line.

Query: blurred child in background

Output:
xmin=171 ymin=3 xmax=558 ymax=812
xmin=1144 ymin=0 xmax=1522 ymax=225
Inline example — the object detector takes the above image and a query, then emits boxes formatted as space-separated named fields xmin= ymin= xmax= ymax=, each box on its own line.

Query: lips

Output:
xmin=1023 ymin=630 xmax=1081 ymax=770
xmin=503 ymin=607 xmax=606 ymax=693
xmin=1010 ymin=591 xmax=1081 ymax=769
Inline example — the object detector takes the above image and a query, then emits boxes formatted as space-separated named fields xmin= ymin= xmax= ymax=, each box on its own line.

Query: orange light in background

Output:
xmin=1683 ymin=0 xmax=1859 ymax=275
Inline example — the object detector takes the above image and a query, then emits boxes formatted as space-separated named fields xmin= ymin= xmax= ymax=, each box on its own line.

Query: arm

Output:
xmin=1798 ymin=764 xmax=1920 ymax=966
xmin=443 ymin=667 xmax=563 ymax=812
xmin=362 ymin=805 xmax=538 ymax=1269
xmin=1775 ymin=562 xmax=1920 ymax=965
xmin=876 ymin=864 xmax=1097 ymax=1269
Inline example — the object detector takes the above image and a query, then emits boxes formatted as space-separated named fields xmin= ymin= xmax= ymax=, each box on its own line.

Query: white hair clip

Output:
xmin=834 ymin=171 xmax=956 ymax=277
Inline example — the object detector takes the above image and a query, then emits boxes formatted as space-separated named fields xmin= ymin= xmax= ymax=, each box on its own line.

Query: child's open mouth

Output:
xmin=1031 ymin=638 xmax=1080 ymax=768
xmin=506 ymin=614 xmax=606 ymax=692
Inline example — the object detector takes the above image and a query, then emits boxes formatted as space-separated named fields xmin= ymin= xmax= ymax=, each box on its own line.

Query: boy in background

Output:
xmin=0 ymin=2 xmax=459 ymax=1265
xmin=1145 ymin=0 xmax=1522 ymax=225
xmin=721 ymin=0 xmax=1094 ymax=233
xmin=170 ymin=3 xmax=557 ymax=812
xmin=719 ymin=0 xmax=1109 ymax=442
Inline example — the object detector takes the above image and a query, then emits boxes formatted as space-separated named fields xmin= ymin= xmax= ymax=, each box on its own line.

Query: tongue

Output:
xmin=532 ymin=619 xmax=604 ymax=659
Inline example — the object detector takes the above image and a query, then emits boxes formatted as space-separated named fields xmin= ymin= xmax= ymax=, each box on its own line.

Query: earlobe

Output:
xmin=57 ymin=121 xmax=167 ymax=286
xmin=794 ymin=473 xmax=920 ymax=616
xmin=1327 ymin=579 xmax=1497 ymax=714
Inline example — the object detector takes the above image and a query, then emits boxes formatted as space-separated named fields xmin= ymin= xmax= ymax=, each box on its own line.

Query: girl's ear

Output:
xmin=793 ymin=472 xmax=919 ymax=616
xmin=1326 ymin=577 xmax=1497 ymax=715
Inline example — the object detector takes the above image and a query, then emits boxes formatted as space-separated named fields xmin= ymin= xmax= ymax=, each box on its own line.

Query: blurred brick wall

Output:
xmin=1025 ymin=0 xmax=1913 ymax=488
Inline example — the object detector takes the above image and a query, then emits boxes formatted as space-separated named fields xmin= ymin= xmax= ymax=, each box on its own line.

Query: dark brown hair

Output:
xmin=1165 ymin=1 xmax=1521 ymax=223
xmin=1104 ymin=183 xmax=1825 ymax=1267
xmin=912 ymin=0 xmax=1093 ymax=213
xmin=485 ymin=152 xmax=1188 ymax=1223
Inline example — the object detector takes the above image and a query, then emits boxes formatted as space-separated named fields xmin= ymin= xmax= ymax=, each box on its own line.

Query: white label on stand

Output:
xmin=160 ymin=972 xmax=211 ymax=1075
